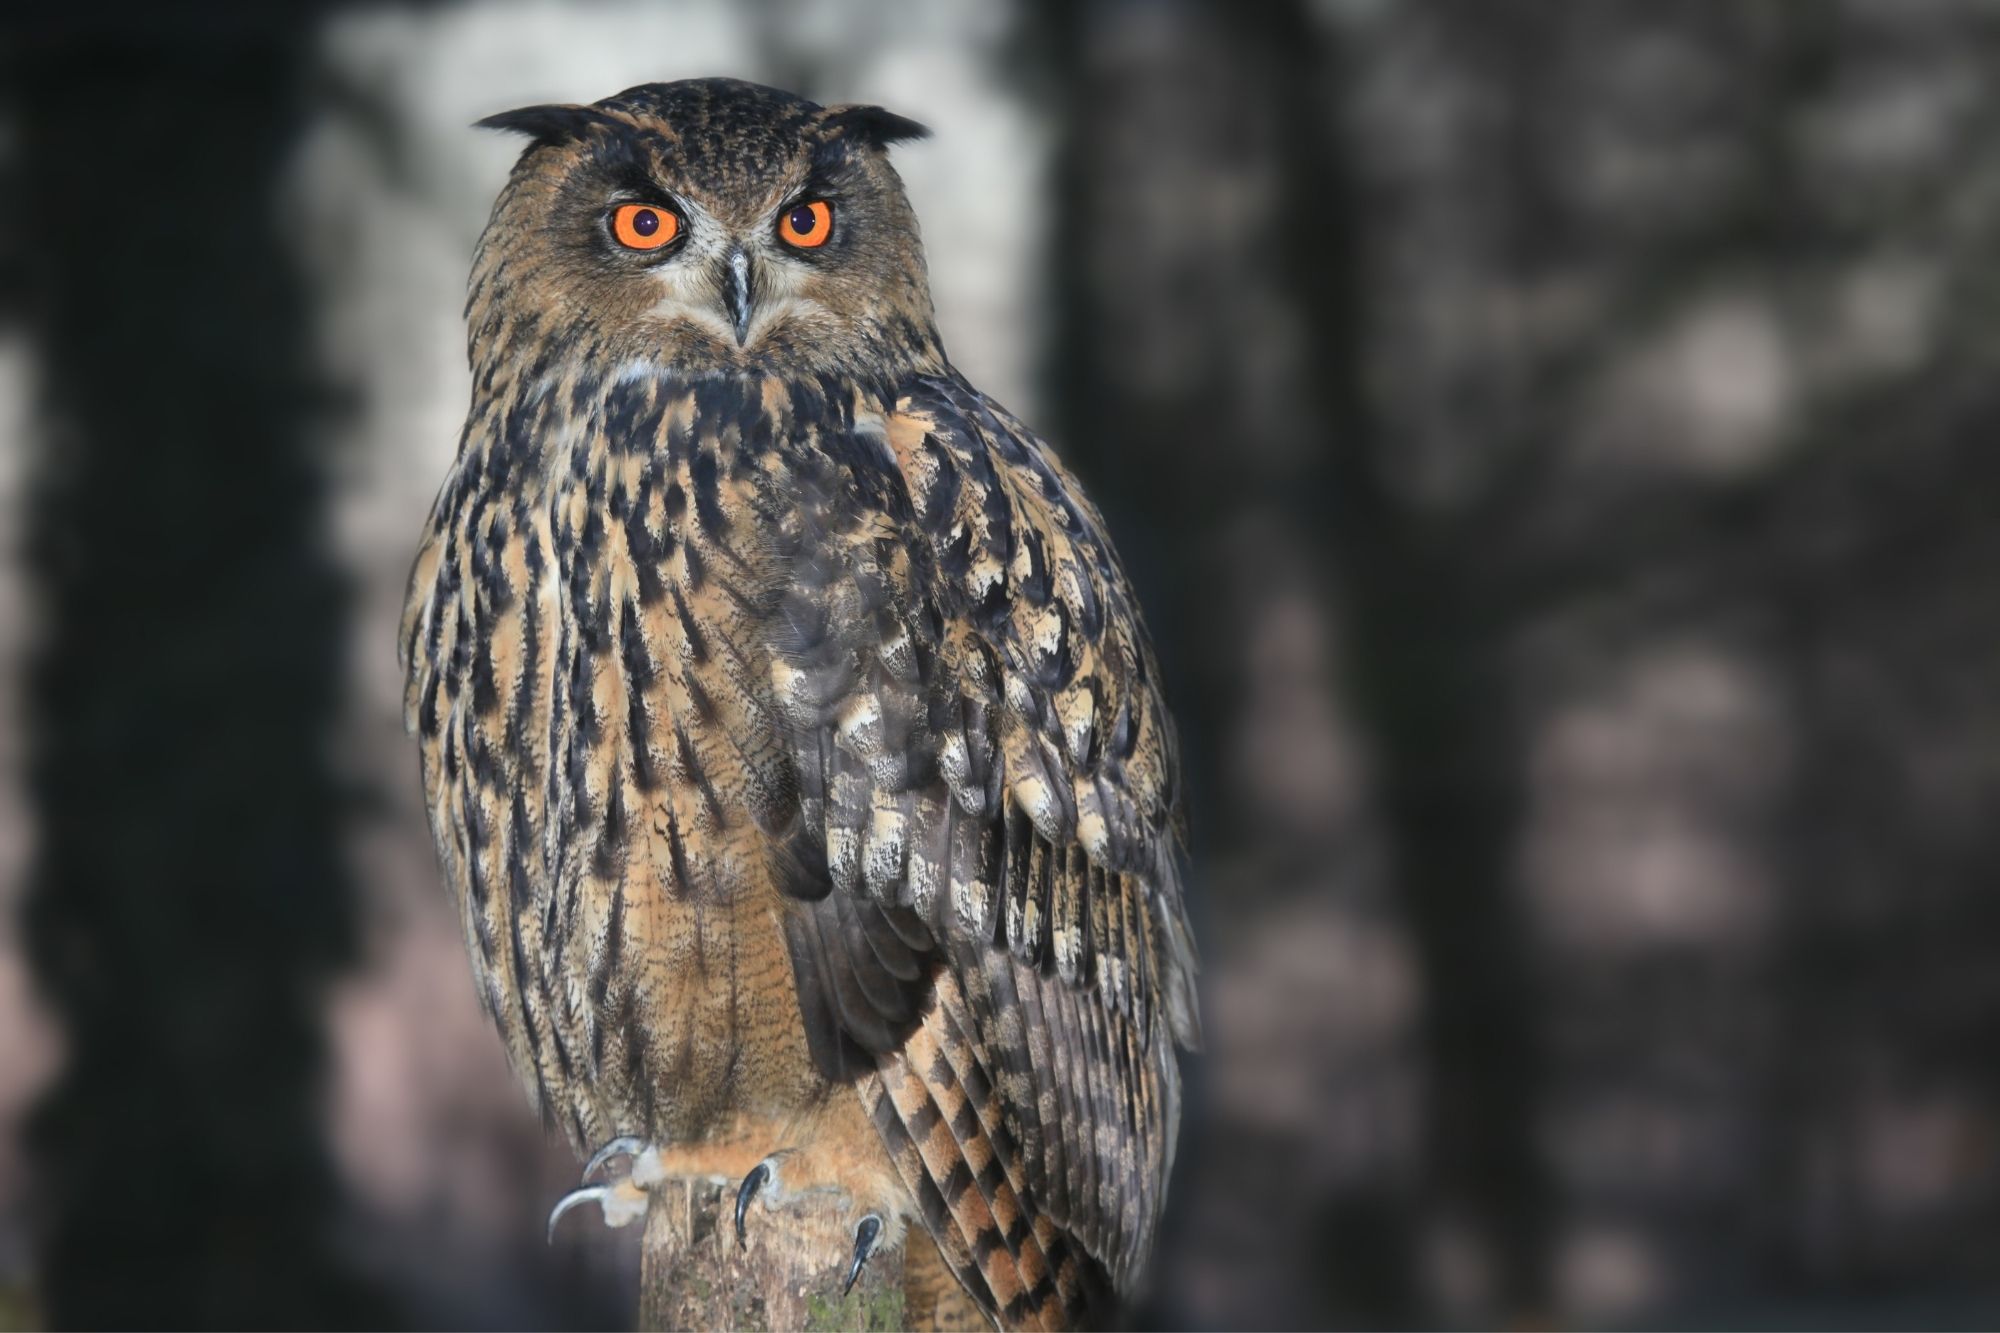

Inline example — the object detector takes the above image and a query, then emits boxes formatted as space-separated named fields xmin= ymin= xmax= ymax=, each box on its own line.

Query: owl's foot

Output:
xmin=546 ymin=1135 xmax=664 ymax=1242
xmin=732 ymin=1154 xmax=887 ymax=1293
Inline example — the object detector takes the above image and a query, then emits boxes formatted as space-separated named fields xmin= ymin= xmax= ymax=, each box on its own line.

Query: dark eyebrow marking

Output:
xmin=582 ymin=127 xmax=675 ymax=199
xmin=806 ymin=137 xmax=856 ymax=187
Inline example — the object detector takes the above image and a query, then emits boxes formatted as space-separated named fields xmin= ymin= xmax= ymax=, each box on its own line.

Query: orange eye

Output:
xmin=612 ymin=203 xmax=680 ymax=250
xmin=778 ymin=199 xmax=833 ymax=248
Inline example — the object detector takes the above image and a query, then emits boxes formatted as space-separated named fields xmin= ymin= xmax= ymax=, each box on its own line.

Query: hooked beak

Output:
xmin=721 ymin=247 xmax=753 ymax=347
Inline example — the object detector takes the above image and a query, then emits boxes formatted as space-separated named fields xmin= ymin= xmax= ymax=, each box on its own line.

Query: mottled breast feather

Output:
xmin=399 ymin=364 xmax=817 ymax=1153
xmin=402 ymin=359 xmax=1197 ymax=1329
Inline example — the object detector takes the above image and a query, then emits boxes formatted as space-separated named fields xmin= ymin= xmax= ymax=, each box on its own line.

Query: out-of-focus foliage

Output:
xmin=0 ymin=1 xmax=1996 ymax=1327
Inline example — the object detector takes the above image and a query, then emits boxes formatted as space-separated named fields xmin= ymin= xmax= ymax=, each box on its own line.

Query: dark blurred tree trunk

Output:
xmin=4 ymin=13 xmax=379 ymax=1327
xmin=1025 ymin=0 xmax=1553 ymax=1321
xmin=1250 ymin=3 xmax=1553 ymax=1318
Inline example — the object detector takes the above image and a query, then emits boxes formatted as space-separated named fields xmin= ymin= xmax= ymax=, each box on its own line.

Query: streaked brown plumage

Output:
xmin=400 ymin=78 xmax=1198 ymax=1329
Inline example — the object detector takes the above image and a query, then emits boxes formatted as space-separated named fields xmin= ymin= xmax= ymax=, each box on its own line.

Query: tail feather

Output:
xmin=859 ymin=971 xmax=1113 ymax=1330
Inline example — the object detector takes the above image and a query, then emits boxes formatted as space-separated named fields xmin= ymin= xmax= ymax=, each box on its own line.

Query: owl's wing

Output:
xmin=766 ymin=371 xmax=1199 ymax=1328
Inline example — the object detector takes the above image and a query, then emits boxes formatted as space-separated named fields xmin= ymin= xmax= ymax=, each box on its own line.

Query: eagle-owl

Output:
xmin=401 ymin=78 xmax=1198 ymax=1330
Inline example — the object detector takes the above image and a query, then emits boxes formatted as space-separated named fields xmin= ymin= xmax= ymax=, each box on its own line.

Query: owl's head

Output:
xmin=468 ymin=79 xmax=941 ymax=384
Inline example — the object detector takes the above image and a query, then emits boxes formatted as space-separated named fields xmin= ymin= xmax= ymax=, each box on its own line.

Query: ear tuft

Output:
xmin=474 ymin=103 xmax=624 ymax=148
xmin=822 ymin=104 xmax=931 ymax=150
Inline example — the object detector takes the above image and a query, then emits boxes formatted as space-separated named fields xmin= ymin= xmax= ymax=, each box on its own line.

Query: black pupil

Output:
xmin=632 ymin=208 xmax=660 ymax=237
xmin=789 ymin=206 xmax=816 ymax=234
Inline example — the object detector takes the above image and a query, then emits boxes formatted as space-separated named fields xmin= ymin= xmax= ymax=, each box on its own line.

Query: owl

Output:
xmin=401 ymin=78 xmax=1199 ymax=1330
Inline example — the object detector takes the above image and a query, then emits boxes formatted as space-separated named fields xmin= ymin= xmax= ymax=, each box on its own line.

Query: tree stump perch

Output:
xmin=638 ymin=1176 xmax=906 ymax=1332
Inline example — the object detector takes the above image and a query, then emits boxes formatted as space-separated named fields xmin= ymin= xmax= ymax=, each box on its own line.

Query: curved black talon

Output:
xmin=734 ymin=1160 xmax=772 ymax=1250
xmin=843 ymin=1213 xmax=883 ymax=1296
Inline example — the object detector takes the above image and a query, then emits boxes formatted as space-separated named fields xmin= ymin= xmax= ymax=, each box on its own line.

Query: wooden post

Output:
xmin=637 ymin=1177 xmax=906 ymax=1332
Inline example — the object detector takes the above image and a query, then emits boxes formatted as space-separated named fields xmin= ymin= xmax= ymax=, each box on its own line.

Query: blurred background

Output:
xmin=4 ymin=0 xmax=2000 ymax=1327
